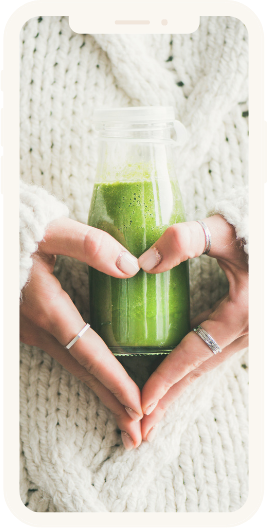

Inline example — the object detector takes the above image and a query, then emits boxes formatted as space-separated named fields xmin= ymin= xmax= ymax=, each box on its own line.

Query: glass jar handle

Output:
xmin=174 ymin=120 xmax=189 ymax=146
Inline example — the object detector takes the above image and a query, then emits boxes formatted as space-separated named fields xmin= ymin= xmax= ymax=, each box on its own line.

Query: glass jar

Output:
xmin=88 ymin=106 xmax=190 ymax=356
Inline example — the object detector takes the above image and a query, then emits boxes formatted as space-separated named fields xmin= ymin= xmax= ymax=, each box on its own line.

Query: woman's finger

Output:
xmin=141 ymin=334 xmax=248 ymax=441
xmin=141 ymin=294 xmax=248 ymax=415
xmin=20 ymin=314 xmax=142 ymax=449
xmin=138 ymin=214 xmax=242 ymax=274
xmin=22 ymin=263 xmax=143 ymax=423
xmin=39 ymin=216 xmax=140 ymax=278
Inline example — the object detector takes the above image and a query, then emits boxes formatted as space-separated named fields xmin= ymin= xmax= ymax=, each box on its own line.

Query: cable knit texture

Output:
xmin=20 ymin=181 xmax=69 ymax=292
xmin=20 ymin=16 xmax=249 ymax=512
xmin=209 ymin=186 xmax=249 ymax=254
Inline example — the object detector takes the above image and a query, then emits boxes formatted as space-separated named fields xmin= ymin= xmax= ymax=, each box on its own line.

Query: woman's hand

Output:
xmin=138 ymin=215 xmax=248 ymax=442
xmin=20 ymin=217 xmax=143 ymax=450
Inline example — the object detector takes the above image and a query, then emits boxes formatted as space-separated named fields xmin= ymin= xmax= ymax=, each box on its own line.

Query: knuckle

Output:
xmin=78 ymin=370 xmax=96 ymax=387
xmin=109 ymin=385 xmax=125 ymax=402
xmin=112 ymin=408 xmax=126 ymax=421
xmin=167 ymin=224 xmax=183 ymax=251
xmin=84 ymin=227 xmax=105 ymax=262
xmin=179 ymin=337 xmax=204 ymax=371
xmin=80 ymin=350 xmax=128 ymax=399
xmin=188 ymin=369 xmax=202 ymax=384
xmin=77 ymin=353 xmax=106 ymax=381
xmin=190 ymin=357 xmax=203 ymax=371
xmin=154 ymin=369 xmax=174 ymax=394
xmin=166 ymin=224 xmax=190 ymax=260
xmin=78 ymin=356 xmax=96 ymax=376
xmin=155 ymin=401 xmax=166 ymax=418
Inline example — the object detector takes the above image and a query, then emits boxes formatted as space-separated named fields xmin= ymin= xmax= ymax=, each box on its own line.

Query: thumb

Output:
xmin=38 ymin=217 xmax=140 ymax=278
xmin=138 ymin=215 xmax=237 ymax=273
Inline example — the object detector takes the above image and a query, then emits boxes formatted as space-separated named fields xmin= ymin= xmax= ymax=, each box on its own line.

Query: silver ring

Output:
xmin=65 ymin=323 xmax=91 ymax=350
xmin=193 ymin=324 xmax=222 ymax=355
xmin=196 ymin=220 xmax=211 ymax=254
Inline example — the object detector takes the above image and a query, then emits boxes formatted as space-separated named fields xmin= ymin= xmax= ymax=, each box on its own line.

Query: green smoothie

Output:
xmin=88 ymin=174 xmax=190 ymax=355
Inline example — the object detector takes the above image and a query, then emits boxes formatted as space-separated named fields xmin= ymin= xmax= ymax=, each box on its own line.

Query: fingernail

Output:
xmin=146 ymin=426 xmax=157 ymax=442
xmin=116 ymin=251 xmax=140 ymax=275
xmin=139 ymin=247 xmax=162 ymax=272
xmin=125 ymin=407 xmax=142 ymax=422
xmin=144 ymin=401 xmax=158 ymax=415
xmin=121 ymin=431 xmax=134 ymax=450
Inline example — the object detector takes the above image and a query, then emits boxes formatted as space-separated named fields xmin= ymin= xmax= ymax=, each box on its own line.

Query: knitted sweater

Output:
xmin=20 ymin=16 xmax=249 ymax=512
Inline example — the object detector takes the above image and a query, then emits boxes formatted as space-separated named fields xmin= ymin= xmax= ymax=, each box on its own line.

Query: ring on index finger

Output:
xmin=193 ymin=325 xmax=222 ymax=355
xmin=196 ymin=220 xmax=212 ymax=254
xmin=65 ymin=323 xmax=91 ymax=350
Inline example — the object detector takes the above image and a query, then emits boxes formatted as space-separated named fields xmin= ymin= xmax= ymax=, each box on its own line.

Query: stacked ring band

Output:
xmin=65 ymin=323 xmax=91 ymax=350
xmin=196 ymin=220 xmax=212 ymax=254
xmin=193 ymin=324 xmax=222 ymax=355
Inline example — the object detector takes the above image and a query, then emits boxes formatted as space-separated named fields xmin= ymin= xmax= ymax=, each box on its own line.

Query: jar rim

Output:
xmin=92 ymin=106 xmax=176 ymax=123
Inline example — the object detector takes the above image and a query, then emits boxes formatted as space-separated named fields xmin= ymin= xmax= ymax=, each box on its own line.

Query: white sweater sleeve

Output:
xmin=207 ymin=185 xmax=249 ymax=255
xmin=20 ymin=181 xmax=69 ymax=293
